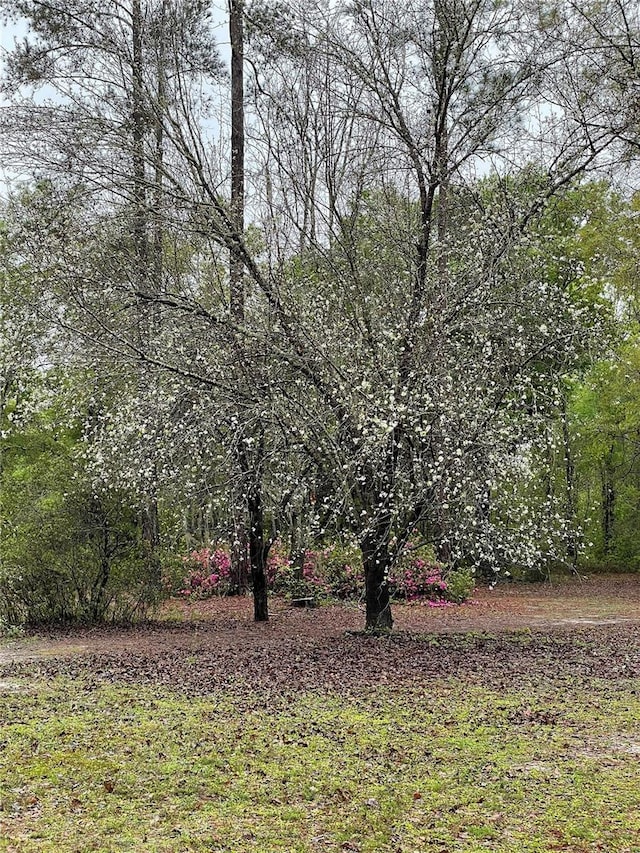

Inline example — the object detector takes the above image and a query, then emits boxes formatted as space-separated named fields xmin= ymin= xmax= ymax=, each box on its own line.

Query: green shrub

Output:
xmin=318 ymin=542 xmax=364 ymax=599
xmin=1 ymin=410 xmax=158 ymax=624
xmin=266 ymin=542 xmax=330 ymax=599
xmin=443 ymin=567 xmax=476 ymax=603
xmin=0 ymin=485 xmax=157 ymax=624
xmin=0 ymin=616 xmax=24 ymax=639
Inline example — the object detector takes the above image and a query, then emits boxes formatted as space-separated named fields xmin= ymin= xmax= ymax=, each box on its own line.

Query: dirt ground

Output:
xmin=1 ymin=574 xmax=639 ymax=696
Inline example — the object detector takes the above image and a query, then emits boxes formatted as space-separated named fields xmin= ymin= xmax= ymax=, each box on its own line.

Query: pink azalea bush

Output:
xmin=180 ymin=547 xmax=232 ymax=598
xmin=267 ymin=541 xmax=329 ymax=598
xmin=388 ymin=557 xmax=449 ymax=602
xmin=179 ymin=539 xmax=474 ymax=604
xmin=301 ymin=549 xmax=330 ymax=593
xmin=266 ymin=540 xmax=291 ymax=588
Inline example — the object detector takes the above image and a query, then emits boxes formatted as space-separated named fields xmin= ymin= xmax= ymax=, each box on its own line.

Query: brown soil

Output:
xmin=1 ymin=574 xmax=639 ymax=696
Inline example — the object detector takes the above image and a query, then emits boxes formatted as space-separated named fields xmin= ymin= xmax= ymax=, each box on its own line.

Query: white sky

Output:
xmin=1 ymin=14 xmax=27 ymax=51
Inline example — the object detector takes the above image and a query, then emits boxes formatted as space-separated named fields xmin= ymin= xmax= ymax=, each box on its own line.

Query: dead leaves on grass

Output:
xmin=2 ymin=624 xmax=638 ymax=701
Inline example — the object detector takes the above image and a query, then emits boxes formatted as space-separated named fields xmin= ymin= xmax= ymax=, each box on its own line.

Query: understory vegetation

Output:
xmin=176 ymin=541 xmax=475 ymax=606
xmin=1 ymin=1 xmax=639 ymax=849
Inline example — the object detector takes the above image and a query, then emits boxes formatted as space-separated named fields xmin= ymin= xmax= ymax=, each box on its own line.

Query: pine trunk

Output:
xmin=228 ymin=0 xmax=250 ymax=595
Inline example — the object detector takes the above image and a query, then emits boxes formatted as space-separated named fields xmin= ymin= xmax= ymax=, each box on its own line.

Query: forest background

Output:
xmin=1 ymin=0 xmax=639 ymax=632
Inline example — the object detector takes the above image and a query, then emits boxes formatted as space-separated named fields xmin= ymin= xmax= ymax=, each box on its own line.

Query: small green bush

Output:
xmin=0 ymin=616 xmax=24 ymax=638
xmin=1 ymin=413 xmax=158 ymax=624
xmin=0 ymin=487 xmax=157 ymax=624
xmin=443 ymin=567 xmax=476 ymax=603
xmin=318 ymin=542 xmax=364 ymax=599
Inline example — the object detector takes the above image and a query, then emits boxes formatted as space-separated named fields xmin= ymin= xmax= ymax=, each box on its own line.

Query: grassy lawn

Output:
xmin=1 ymin=668 xmax=639 ymax=852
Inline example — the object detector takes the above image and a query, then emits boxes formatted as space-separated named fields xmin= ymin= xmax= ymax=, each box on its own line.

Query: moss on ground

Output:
xmin=1 ymin=675 xmax=639 ymax=852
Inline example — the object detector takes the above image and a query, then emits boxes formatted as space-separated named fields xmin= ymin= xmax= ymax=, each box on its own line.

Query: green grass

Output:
xmin=1 ymin=676 xmax=639 ymax=852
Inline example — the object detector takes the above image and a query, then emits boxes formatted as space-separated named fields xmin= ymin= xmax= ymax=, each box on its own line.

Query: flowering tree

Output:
xmin=232 ymin=0 xmax=626 ymax=628
xmin=1 ymin=0 xmax=636 ymax=631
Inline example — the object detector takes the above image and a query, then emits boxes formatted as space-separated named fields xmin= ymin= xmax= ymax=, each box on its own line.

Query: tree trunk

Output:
xmin=247 ymin=483 xmax=269 ymax=622
xmin=361 ymin=527 xmax=393 ymax=632
xmin=230 ymin=510 xmax=250 ymax=595
xmin=131 ymin=0 xmax=147 ymax=284
xmin=560 ymin=392 xmax=577 ymax=565
xmin=601 ymin=448 xmax=615 ymax=557
xmin=132 ymin=0 xmax=162 ymax=587
xmin=228 ymin=0 xmax=250 ymax=593
xmin=90 ymin=499 xmax=112 ymax=621
xmin=141 ymin=497 xmax=161 ymax=586
xmin=152 ymin=0 xmax=167 ymax=295
xmin=229 ymin=0 xmax=245 ymax=321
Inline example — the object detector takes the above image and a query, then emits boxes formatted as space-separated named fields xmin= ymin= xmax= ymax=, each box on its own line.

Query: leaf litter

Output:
xmin=1 ymin=576 xmax=639 ymax=699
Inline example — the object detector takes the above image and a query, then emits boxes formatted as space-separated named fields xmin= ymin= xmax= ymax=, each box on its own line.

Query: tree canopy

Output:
xmin=1 ymin=0 xmax=639 ymax=629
